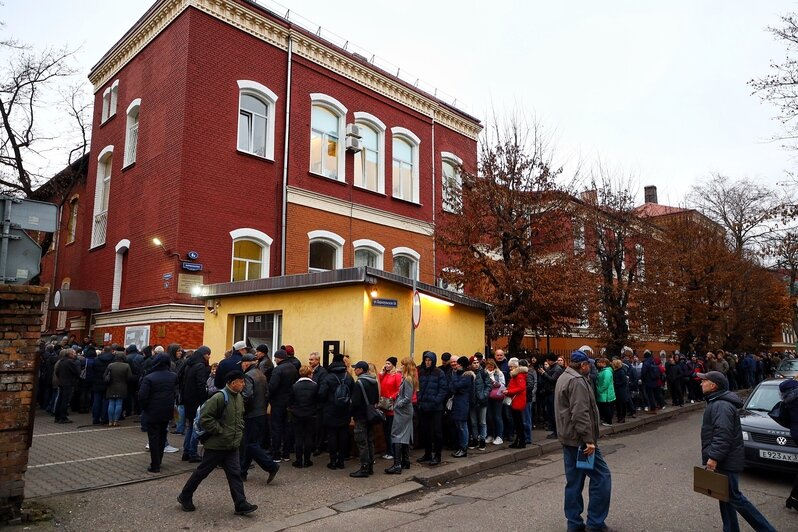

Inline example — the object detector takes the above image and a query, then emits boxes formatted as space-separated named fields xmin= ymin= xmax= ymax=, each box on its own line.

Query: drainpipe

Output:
xmin=280 ymin=33 xmax=293 ymax=276
xmin=49 ymin=202 xmax=63 ymax=332
xmin=431 ymin=115 xmax=436 ymax=282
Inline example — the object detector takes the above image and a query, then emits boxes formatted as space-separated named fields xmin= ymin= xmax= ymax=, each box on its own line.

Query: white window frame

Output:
xmin=391 ymin=127 xmax=421 ymax=203
xmin=101 ymin=88 xmax=111 ymax=123
xmin=90 ymin=146 xmax=114 ymax=249
xmin=123 ymin=98 xmax=141 ymax=167
xmin=229 ymin=228 xmax=273 ymax=281
xmin=110 ymin=80 xmax=119 ymax=117
xmin=112 ymin=239 xmax=130 ymax=311
xmin=237 ymin=80 xmax=278 ymax=160
xmin=308 ymin=230 xmax=345 ymax=272
xmin=392 ymin=246 xmax=420 ymax=280
xmin=441 ymin=151 xmax=463 ymax=213
xmin=353 ymin=238 xmax=385 ymax=270
xmin=309 ymin=93 xmax=347 ymax=182
xmin=353 ymin=112 xmax=385 ymax=194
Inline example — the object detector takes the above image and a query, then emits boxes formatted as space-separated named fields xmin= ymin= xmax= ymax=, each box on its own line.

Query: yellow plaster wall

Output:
xmin=415 ymin=297 xmax=485 ymax=358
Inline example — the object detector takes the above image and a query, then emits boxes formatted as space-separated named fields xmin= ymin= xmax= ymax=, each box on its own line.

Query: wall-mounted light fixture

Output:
xmin=370 ymin=287 xmax=379 ymax=299
xmin=420 ymin=292 xmax=454 ymax=307
xmin=152 ymin=237 xmax=182 ymax=260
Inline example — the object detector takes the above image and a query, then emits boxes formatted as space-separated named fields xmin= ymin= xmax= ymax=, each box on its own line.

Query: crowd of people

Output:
xmin=34 ymin=334 xmax=797 ymax=521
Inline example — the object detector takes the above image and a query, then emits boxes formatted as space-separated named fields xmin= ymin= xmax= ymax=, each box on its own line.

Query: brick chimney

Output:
xmin=580 ymin=189 xmax=598 ymax=205
xmin=644 ymin=185 xmax=658 ymax=204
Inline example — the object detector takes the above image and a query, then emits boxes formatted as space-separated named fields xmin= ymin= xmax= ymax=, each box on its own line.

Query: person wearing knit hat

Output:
xmin=449 ymin=355 xmax=475 ymax=458
xmin=269 ymin=347 xmax=299 ymax=461
xmin=350 ymin=360 xmax=379 ymax=478
xmin=457 ymin=356 xmax=471 ymax=368
xmin=379 ymin=356 xmax=402 ymax=460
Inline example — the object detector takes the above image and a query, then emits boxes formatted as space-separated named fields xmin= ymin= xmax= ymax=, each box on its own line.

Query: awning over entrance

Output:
xmin=51 ymin=290 xmax=101 ymax=311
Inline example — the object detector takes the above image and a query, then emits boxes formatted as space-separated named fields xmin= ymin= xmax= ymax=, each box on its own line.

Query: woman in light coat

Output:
xmin=385 ymin=357 xmax=417 ymax=474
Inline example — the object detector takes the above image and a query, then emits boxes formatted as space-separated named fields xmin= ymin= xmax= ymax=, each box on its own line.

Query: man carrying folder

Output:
xmin=698 ymin=371 xmax=775 ymax=532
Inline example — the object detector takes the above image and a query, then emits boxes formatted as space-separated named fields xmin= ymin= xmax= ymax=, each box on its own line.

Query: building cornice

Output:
xmin=93 ymin=304 xmax=205 ymax=328
xmin=88 ymin=0 xmax=481 ymax=140
xmin=287 ymin=186 xmax=434 ymax=236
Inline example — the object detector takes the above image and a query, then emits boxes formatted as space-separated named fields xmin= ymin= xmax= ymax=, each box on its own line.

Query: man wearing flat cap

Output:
xmin=697 ymin=371 xmax=775 ymax=531
xmin=179 ymin=369 xmax=258 ymax=515
xmin=554 ymin=350 xmax=612 ymax=532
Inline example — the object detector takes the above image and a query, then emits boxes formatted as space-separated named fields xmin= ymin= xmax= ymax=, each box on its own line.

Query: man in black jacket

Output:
xmin=269 ymin=349 xmax=299 ymax=461
xmin=181 ymin=346 xmax=211 ymax=462
xmin=54 ymin=348 xmax=80 ymax=423
xmin=699 ymin=371 xmax=775 ymax=532
xmin=240 ymin=353 xmax=279 ymax=482
xmin=139 ymin=353 xmax=178 ymax=473
xmin=350 ymin=361 xmax=379 ymax=478
xmin=308 ymin=352 xmax=328 ymax=456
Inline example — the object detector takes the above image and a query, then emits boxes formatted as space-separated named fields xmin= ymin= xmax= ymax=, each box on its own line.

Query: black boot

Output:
xmin=327 ymin=452 xmax=338 ymax=470
xmin=401 ymin=444 xmax=410 ymax=469
xmin=787 ymin=496 xmax=798 ymax=510
xmin=417 ymin=453 xmax=431 ymax=463
xmin=429 ymin=452 xmax=441 ymax=466
xmin=303 ymin=450 xmax=313 ymax=468
xmin=350 ymin=465 xmax=370 ymax=478
xmin=385 ymin=447 xmax=402 ymax=474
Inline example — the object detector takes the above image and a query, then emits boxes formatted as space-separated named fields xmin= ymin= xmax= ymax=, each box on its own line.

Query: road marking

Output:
xmin=28 ymin=451 xmax=146 ymax=468
xmin=33 ymin=426 xmax=139 ymax=438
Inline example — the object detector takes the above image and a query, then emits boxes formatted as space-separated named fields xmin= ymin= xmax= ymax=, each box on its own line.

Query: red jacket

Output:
xmin=378 ymin=370 xmax=402 ymax=417
xmin=505 ymin=366 xmax=528 ymax=411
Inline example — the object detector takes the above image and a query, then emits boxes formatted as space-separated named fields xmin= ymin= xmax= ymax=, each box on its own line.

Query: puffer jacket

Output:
xmin=505 ymin=366 xmax=528 ymax=411
xmin=92 ymin=351 xmax=115 ymax=392
xmin=701 ymin=390 xmax=745 ymax=472
xmin=612 ymin=365 xmax=629 ymax=400
xmin=472 ymin=367 xmax=491 ymax=407
xmin=138 ymin=355 xmax=177 ymax=423
xmin=449 ymin=370 xmax=473 ymax=421
xmin=318 ymin=361 xmax=353 ymax=427
xmin=200 ymin=386 xmax=245 ymax=451
xmin=290 ymin=377 xmax=318 ymax=418
xmin=269 ymin=358 xmax=299 ymax=407
xmin=779 ymin=379 xmax=798 ymax=443
xmin=417 ymin=352 xmax=450 ymax=411
xmin=182 ymin=351 xmax=210 ymax=419
xmin=596 ymin=367 xmax=616 ymax=403
xmin=105 ymin=358 xmax=133 ymax=398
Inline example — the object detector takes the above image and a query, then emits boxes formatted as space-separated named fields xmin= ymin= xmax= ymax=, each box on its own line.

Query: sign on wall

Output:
xmin=124 ymin=326 xmax=150 ymax=349
xmin=177 ymin=273 xmax=203 ymax=294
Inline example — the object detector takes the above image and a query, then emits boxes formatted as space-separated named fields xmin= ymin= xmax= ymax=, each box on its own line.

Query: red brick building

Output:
xmin=38 ymin=0 xmax=481 ymax=349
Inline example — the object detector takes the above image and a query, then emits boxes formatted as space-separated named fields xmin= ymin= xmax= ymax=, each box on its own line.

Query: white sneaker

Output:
xmin=690 ymin=400 xmax=695 ymax=404
xmin=492 ymin=437 xmax=503 ymax=445
xmin=382 ymin=454 xmax=393 ymax=460
xmin=164 ymin=444 xmax=180 ymax=453
xmin=144 ymin=443 xmax=149 ymax=450
xmin=485 ymin=436 xmax=494 ymax=443
xmin=601 ymin=422 xmax=613 ymax=427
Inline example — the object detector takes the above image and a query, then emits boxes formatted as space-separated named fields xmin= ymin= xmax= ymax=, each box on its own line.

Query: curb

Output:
xmin=412 ymin=402 xmax=706 ymax=487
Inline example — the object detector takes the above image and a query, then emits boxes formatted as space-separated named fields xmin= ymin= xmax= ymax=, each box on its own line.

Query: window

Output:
xmin=230 ymin=228 xmax=272 ymax=282
xmin=112 ymin=239 xmax=130 ymax=311
xmin=353 ymin=112 xmax=385 ymax=193
xmin=57 ymin=278 xmax=70 ymax=330
xmin=66 ymin=196 xmax=78 ymax=244
xmin=234 ymin=313 xmax=282 ymax=359
xmin=391 ymin=127 xmax=420 ymax=203
xmin=308 ymin=230 xmax=344 ymax=271
xmin=101 ymin=80 xmax=119 ymax=123
xmin=309 ymin=94 xmax=347 ymax=181
xmin=237 ymin=80 xmax=278 ymax=160
xmin=124 ymin=99 xmax=140 ymax=167
xmin=441 ymin=152 xmax=463 ymax=213
xmin=91 ymin=146 xmax=113 ymax=248
xmin=110 ymin=80 xmax=118 ymax=117
xmin=392 ymin=246 xmax=420 ymax=279
xmin=353 ymin=239 xmax=384 ymax=269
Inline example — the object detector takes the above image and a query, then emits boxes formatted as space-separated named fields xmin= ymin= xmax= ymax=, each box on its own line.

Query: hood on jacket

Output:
xmin=327 ymin=361 xmax=348 ymax=375
xmin=780 ymin=379 xmax=798 ymax=404
xmin=708 ymin=390 xmax=743 ymax=408
xmin=152 ymin=353 xmax=172 ymax=369
xmin=510 ymin=366 xmax=529 ymax=377
xmin=167 ymin=343 xmax=182 ymax=360
xmin=357 ymin=372 xmax=377 ymax=385
xmin=422 ymin=351 xmax=437 ymax=367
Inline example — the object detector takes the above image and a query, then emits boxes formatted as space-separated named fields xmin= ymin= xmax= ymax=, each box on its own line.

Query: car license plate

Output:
xmin=759 ymin=449 xmax=798 ymax=462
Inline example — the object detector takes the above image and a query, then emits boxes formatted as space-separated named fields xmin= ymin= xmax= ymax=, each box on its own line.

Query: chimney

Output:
xmin=580 ymin=189 xmax=598 ymax=205
xmin=644 ymin=185 xmax=658 ymax=204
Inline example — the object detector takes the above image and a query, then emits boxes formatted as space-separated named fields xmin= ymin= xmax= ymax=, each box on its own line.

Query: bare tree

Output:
xmin=0 ymin=42 xmax=79 ymax=197
xmin=688 ymin=173 xmax=780 ymax=254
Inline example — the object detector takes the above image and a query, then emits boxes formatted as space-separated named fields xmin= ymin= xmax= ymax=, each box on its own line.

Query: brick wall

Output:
xmin=0 ymin=285 xmax=47 ymax=522
xmin=95 ymin=322 xmax=204 ymax=350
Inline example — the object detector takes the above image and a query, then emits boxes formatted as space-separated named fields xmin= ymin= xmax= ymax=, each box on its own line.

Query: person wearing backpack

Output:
xmin=138 ymin=353 xmax=177 ymax=472
xmin=318 ymin=354 xmax=353 ymax=470
xmin=178 ymin=369 xmax=258 ymax=516
xmin=349 ymin=360 xmax=380 ymax=478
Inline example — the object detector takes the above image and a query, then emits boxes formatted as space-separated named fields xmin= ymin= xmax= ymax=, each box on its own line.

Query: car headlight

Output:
xmin=742 ymin=431 xmax=749 ymax=441
xmin=775 ymin=373 xmax=784 ymax=379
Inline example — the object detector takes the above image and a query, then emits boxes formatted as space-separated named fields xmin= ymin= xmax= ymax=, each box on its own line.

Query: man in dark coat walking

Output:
xmin=139 ymin=353 xmax=178 ymax=473
xmin=180 ymin=346 xmax=211 ymax=462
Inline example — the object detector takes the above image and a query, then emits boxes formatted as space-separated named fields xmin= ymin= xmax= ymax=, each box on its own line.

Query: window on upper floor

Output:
xmin=310 ymin=94 xmax=347 ymax=182
xmin=353 ymin=113 xmax=385 ymax=194
xmin=124 ymin=99 xmax=140 ymax=167
xmin=441 ymin=152 xmax=463 ymax=213
xmin=392 ymin=246 xmax=420 ymax=280
xmin=101 ymin=80 xmax=119 ymax=123
xmin=230 ymin=228 xmax=273 ymax=282
xmin=353 ymin=239 xmax=385 ymax=269
xmin=66 ymin=196 xmax=78 ymax=244
xmin=391 ymin=127 xmax=420 ymax=203
xmin=308 ymin=230 xmax=345 ymax=272
xmin=91 ymin=146 xmax=114 ymax=249
xmin=237 ymin=80 xmax=278 ymax=160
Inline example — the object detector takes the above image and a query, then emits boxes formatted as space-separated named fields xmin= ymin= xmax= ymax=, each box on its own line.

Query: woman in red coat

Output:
xmin=504 ymin=357 xmax=528 ymax=449
xmin=378 ymin=357 xmax=402 ymax=460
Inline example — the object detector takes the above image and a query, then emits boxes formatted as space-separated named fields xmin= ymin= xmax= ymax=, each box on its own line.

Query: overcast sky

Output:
xmin=4 ymin=0 xmax=796 ymax=205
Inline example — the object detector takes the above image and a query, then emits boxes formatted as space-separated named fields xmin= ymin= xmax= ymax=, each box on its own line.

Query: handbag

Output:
xmin=378 ymin=396 xmax=395 ymax=411
xmin=358 ymin=380 xmax=386 ymax=424
xmin=489 ymin=384 xmax=506 ymax=400
xmin=768 ymin=400 xmax=791 ymax=428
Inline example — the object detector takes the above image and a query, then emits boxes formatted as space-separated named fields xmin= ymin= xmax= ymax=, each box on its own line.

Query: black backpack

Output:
xmin=333 ymin=375 xmax=351 ymax=407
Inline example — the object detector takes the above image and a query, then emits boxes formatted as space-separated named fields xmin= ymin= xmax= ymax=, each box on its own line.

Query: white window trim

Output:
xmin=90 ymin=146 xmax=114 ymax=249
xmin=392 ymin=246 xmax=420 ymax=279
xmin=230 ymin=228 xmax=273 ymax=281
xmin=101 ymin=87 xmax=111 ymax=123
xmin=109 ymin=79 xmax=119 ymax=118
xmin=310 ymin=93 xmax=347 ymax=182
xmin=123 ymin=98 xmax=141 ymax=168
xmin=112 ymin=239 xmax=130 ymax=311
xmin=353 ymin=238 xmax=385 ymax=269
xmin=441 ymin=152 xmax=463 ymax=214
xmin=308 ymin=229 xmax=345 ymax=271
xmin=353 ymin=112 xmax=386 ymax=194
xmin=391 ymin=127 xmax=421 ymax=203
xmin=237 ymin=80 xmax=278 ymax=161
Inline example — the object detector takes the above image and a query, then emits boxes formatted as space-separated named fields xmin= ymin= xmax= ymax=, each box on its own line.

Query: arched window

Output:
xmin=391 ymin=127 xmax=420 ymax=203
xmin=91 ymin=146 xmax=113 ymax=248
xmin=392 ymin=246 xmax=420 ymax=279
xmin=308 ymin=230 xmax=345 ymax=272
xmin=112 ymin=239 xmax=130 ymax=311
xmin=101 ymin=80 xmax=119 ymax=122
xmin=310 ymin=94 xmax=347 ymax=181
xmin=353 ymin=112 xmax=385 ymax=193
xmin=124 ymin=99 xmax=140 ymax=167
xmin=66 ymin=196 xmax=78 ymax=244
xmin=230 ymin=228 xmax=273 ymax=282
xmin=353 ymin=239 xmax=385 ymax=269
xmin=441 ymin=152 xmax=463 ymax=213
xmin=237 ymin=80 xmax=278 ymax=160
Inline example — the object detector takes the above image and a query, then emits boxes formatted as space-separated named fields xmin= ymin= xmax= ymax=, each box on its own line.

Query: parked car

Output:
xmin=774 ymin=359 xmax=798 ymax=380
xmin=739 ymin=378 xmax=798 ymax=472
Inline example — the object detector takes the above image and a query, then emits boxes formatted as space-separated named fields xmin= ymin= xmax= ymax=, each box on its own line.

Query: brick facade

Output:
xmin=0 ymin=285 xmax=47 ymax=522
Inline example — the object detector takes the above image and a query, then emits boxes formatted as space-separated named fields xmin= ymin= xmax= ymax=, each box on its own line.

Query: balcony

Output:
xmin=91 ymin=210 xmax=108 ymax=248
